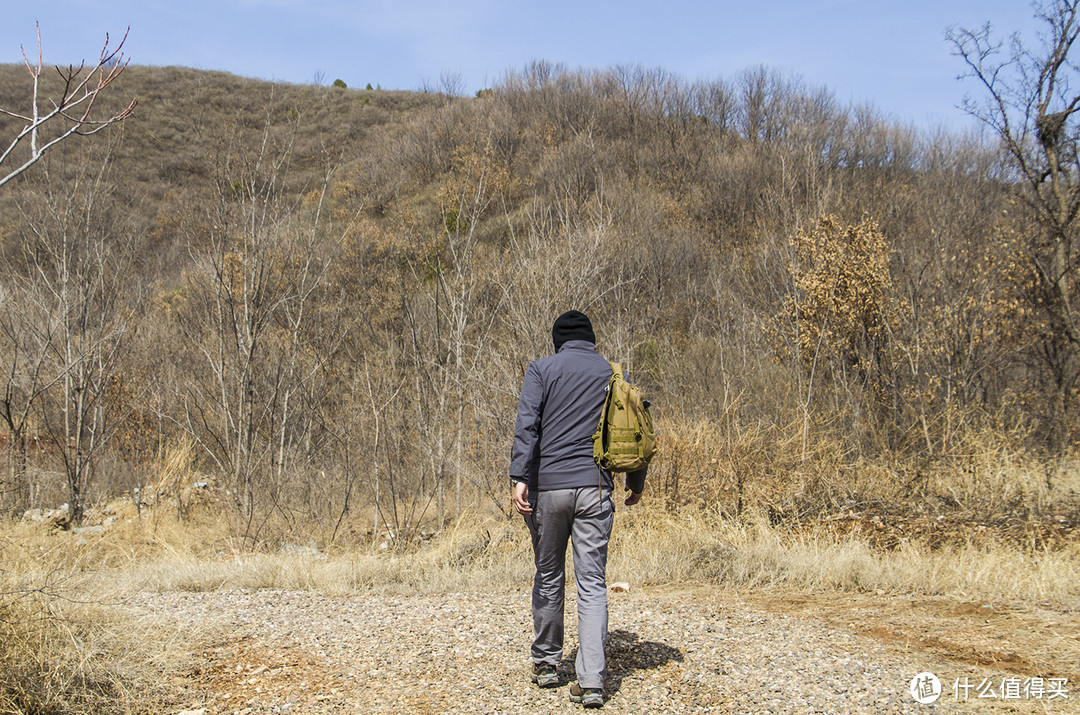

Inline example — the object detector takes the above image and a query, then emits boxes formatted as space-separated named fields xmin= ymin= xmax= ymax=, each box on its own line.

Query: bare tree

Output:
xmin=949 ymin=0 xmax=1080 ymax=443
xmin=180 ymin=112 xmax=356 ymax=536
xmin=419 ymin=70 xmax=466 ymax=102
xmin=9 ymin=146 xmax=141 ymax=523
xmin=0 ymin=24 xmax=136 ymax=189
xmin=0 ymin=27 xmax=134 ymax=517
xmin=0 ymin=276 xmax=55 ymax=512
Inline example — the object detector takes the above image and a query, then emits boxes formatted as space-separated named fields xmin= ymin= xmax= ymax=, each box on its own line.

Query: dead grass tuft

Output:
xmin=0 ymin=528 xmax=204 ymax=714
xmin=119 ymin=512 xmax=534 ymax=596
xmin=608 ymin=502 xmax=1080 ymax=609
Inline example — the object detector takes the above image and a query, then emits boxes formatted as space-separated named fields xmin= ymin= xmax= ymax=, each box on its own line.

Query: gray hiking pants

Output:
xmin=524 ymin=486 xmax=614 ymax=689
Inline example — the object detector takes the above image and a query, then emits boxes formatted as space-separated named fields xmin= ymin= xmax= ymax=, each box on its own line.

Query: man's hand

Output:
xmin=624 ymin=487 xmax=642 ymax=506
xmin=512 ymin=481 xmax=533 ymax=515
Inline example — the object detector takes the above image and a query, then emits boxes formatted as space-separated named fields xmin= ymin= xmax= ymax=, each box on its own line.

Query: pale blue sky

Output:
xmin=0 ymin=1 xmax=1044 ymax=129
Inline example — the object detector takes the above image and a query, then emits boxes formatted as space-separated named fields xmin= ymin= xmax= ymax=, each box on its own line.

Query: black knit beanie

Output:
xmin=552 ymin=310 xmax=595 ymax=351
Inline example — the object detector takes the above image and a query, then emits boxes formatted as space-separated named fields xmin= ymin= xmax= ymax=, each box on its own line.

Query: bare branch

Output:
xmin=0 ymin=24 xmax=136 ymax=189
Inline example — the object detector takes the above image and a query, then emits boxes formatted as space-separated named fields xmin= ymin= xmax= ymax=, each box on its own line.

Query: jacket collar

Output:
xmin=556 ymin=340 xmax=597 ymax=354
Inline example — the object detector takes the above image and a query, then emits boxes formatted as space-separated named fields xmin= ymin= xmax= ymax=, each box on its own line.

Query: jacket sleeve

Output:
xmin=509 ymin=361 xmax=544 ymax=482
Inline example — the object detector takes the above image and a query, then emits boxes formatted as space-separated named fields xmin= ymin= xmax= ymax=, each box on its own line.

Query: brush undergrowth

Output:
xmin=0 ymin=531 xmax=198 ymax=715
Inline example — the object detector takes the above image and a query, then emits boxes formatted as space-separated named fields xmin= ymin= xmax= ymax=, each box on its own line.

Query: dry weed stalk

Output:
xmin=0 ymin=528 xmax=195 ymax=714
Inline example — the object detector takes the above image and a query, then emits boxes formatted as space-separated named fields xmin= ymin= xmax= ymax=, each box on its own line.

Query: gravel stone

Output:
xmin=127 ymin=589 xmax=1067 ymax=714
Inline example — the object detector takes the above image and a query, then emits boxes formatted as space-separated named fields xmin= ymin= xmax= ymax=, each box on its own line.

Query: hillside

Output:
xmin=0 ymin=61 xmax=1073 ymax=533
xmin=0 ymin=61 xmax=1078 ymax=715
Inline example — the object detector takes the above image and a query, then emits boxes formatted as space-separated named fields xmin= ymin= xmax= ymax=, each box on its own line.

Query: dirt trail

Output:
xmin=133 ymin=588 xmax=1078 ymax=714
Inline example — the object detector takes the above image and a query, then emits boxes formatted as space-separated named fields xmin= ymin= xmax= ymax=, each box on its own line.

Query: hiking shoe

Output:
xmin=531 ymin=663 xmax=559 ymax=688
xmin=570 ymin=682 xmax=604 ymax=708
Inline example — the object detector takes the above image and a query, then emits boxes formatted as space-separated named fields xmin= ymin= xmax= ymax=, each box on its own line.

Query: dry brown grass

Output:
xmin=33 ymin=483 xmax=1072 ymax=611
xmin=610 ymin=502 xmax=1080 ymax=609
xmin=652 ymin=415 xmax=1080 ymax=520
xmin=0 ymin=526 xmax=202 ymax=714
xmin=113 ymin=511 xmax=534 ymax=597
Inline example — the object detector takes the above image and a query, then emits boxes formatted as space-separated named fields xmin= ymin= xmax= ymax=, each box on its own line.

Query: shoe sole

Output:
xmin=532 ymin=673 xmax=559 ymax=688
xmin=570 ymin=692 xmax=604 ymax=708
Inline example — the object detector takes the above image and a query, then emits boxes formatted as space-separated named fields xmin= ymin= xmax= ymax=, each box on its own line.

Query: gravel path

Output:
xmin=131 ymin=588 xmax=1073 ymax=714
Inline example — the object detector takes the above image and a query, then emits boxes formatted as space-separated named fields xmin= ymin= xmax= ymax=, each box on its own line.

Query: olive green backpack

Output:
xmin=593 ymin=362 xmax=657 ymax=473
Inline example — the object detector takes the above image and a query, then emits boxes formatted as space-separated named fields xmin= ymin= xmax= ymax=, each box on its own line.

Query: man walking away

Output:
xmin=510 ymin=310 xmax=647 ymax=709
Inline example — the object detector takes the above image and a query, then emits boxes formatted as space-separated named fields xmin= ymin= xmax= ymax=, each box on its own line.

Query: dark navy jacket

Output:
xmin=510 ymin=340 xmax=646 ymax=493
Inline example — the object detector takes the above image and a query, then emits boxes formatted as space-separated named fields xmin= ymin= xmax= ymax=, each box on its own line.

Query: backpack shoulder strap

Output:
xmin=608 ymin=361 xmax=621 ymax=378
